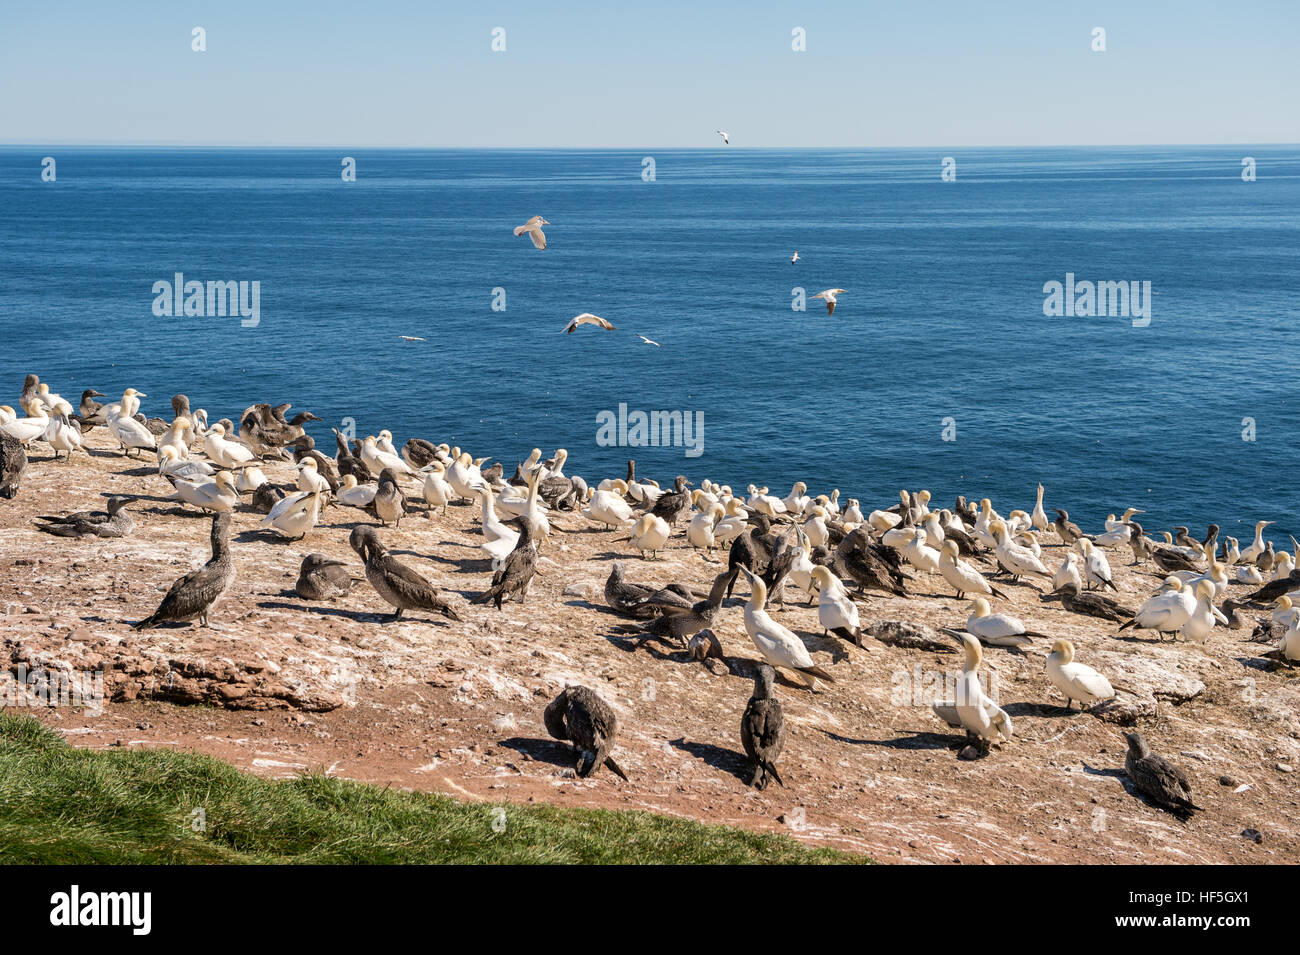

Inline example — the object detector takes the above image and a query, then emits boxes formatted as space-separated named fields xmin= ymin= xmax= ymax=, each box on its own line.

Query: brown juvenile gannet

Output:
xmin=251 ymin=482 xmax=286 ymax=514
xmin=401 ymin=437 xmax=441 ymax=470
xmin=635 ymin=570 xmax=730 ymax=646
xmin=1123 ymin=731 xmax=1202 ymax=819
xmin=1051 ymin=508 xmax=1087 ymax=546
xmin=0 ymin=433 xmax=27 ymax=499
xmin=349 ymin=525 xmax=461 ymax=622
xmin=834 ymin=527 xmax=910 ymax=598
xmin=543 ymin=686 xmax=628 ymax=780
xmin=603 ymin=561 xmax=702 ymax=619
xmin=75 ymin=389 xmax=107 ymax=430
xmin=334 ymin=428 xmax=375 ymax=483
xmin=133 ymin=512 xmax=236 ymax=630
xmin=470 ymin=518 xmax=538 ymax=609
xmin=1049 ymin=583 xmax=1136 ymax=623
xmin=741 ymin=664 xmax=787 ymax=790
xmin=373 ymin=467 xmax=406 ymax=527
xmin=295 ymin=554 xmax=360 ymax=601
xmin=35 ymin=497 xmax=133 ymax=539
xmin=651 ymin=475 xmax=693 ymax=526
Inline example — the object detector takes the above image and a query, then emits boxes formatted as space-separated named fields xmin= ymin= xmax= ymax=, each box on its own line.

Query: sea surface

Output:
xmin=2 ymin=146 xmax=1298 ymax=544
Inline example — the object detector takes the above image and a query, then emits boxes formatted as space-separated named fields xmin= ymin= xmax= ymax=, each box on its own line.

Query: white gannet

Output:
xmin=1240 ymin=521 xmax=1273 ymax=564
xmin=296 ymin=457 xmax=331 ymax=496
xmin=1280 ymin=618 xmax=1300 ymax=662
xmin=159 ymin=446 xmax=213 ymax=481
xmin=626 ymin=513 xmax=670 ymax=560
xmin=803 ymin=506 xmax=830 ymax=549
xmin=538 ymin=448 xmax=568 ymax=480
xmin=35 ymin=383 xmax=73 ymax=415
xmin=563 ymin=313 xmax=616 ymax=335
xmin=902 ymin=528 xmax=941 ymax=574
xmin=1235 ymin=563 xmax=1264 ymax=585
xmin=43 ymin=412 xmax=84 ymax=460
xmin=787 ymin=530 xmax=816 ymax=603
xmin=964 ymin=597 xmax=1040 ymax=647
xmin=446 ymin=451 xmax=484 ymax=500
xmin=262 ymin=489 xmax=323 ymax=540
xmin=1052 ymin=552 xmax=1085 ymax=593
xmin=398 ymin=335 xmax=426 ymax=342
xmin=361 ymin=435 xmax=414 ymax=479
xmin=939 ymin=541 xmax=1007 ymax=601
xmin=171 ymin=470 xmax=238 ymax=513
xmin=790 ymin=251 xmax=799 ymax=264
xmin=1119 ymin=577 xmax=1196 ymax=640
xmin=513 ymin=215 xmax=550 ymax=250
xmin=686 ymin=503 xmax=724 ymax=553
xmin=1093 ymin=515 xmax=1133 ymax=547
xmin=783 ymin=481 xmax=810 ymax=517
xmin=476 ymin=485 xmax=516 ymax=543
xmin=203 ymin=424 xmax=254 ymax=469
xmin=810 ymin=288 xmax=846 ymax=316
xmin=1 ymin=399 xmax=50 ymax=446
xmin=376 ymin=429 xmax=399 ymax=458
xmin=953 ymin=634 xmax=1013 ymax=746
xmin=922 ymin=511 xmax=946 ymax=550
xmin=1179 ymin=579 xmax=1220 ymax=644
xmin=1223 ymin=536 xmax=1240 ymax=565
xmin=842 ymin=499 xmax=864 ymax=525
xmin=1031 ymin=483 xmax=1049 ymax=531
xmin=713 ymin=498 xmax=749 ymax=545
xmin=716 ymin=129 xmax=729 ymax=144
xmin=738 ymin=567 xmax=835 ymax=689
xmin=157 ymin=416 xmax=193 ymax=460
xmin=636 ymin=334 xmax=661 ymax=347
xmin=810 ymin=565 xmax=862 ymax=646
xmin=1045 ymin=639 xmax=1115 ymax=710
xmin=235 ymin=466 xmax=267 ymax=493
xmin=421 ymin=460 xmax=453 ymax=516
xmin=991 ymin=519 xmax=1052 ymax=583
xmin=583 ymin=482 xmax=635 ymax=529
xmin=0 ymin=406 xmax=15 ymax=426
xmin=338 ymin=473 xmax=377 ymax=508
xmin=107 ymin=404 xmax=155 ymax=457
xmin=1078 ymin=538 xmax=1117 ymax=592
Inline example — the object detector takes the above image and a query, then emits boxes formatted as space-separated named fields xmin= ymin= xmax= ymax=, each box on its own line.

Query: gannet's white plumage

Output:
xmin=1078 ymin=538 xmax=1117 ymax=591
xmin=203 ymin=424 xmax=253 ymax=469
xmin=965 ymin=597 xmax=1037 ymax=647
xmin=626 ymin=513 xmax=670 ymax=559
xmin=686 ymin=503 xmax=724 ymax=552
xmin=1052 ymin=552 xmax=1084 ymax=593
xmin=159 ymin=446 xmax=213 ymax=481
xmin=337 ymin=474 xmax=377 ymax=508
xmin=35 ymin=383 xmax=74 ymax=415
xmin=938 ymin=541 xmax=1002 ymax=600
xmin=810 ymin=288 xmax=846 ymax=316
xmin=513 ymin=215 xmax=550 ymax=250
xmin=1122 ymin=577 xmax=1196 ymax=638
xmin=739 ymin=568 xmax=834 ymax=689
xmin=953 ymin=634 xmax=1013 ymax=744
xmin=1031 ymin=483 xmax=1049 ymax=532
xmin=1240 ymin=521 xmax=1272 ymax=564
xmin=1045 ymin=639 xmax=1115 ymax=709
xmin=171 ymin=470 xmax=238 ymax=512
xmin=563 ymin=313 xmax=616 ymax=335
xmin=1179 ymin=579 xmax=1219 ymax=644
xmin=810 ymin=565 xmax=861 ymax=645
xmin=361 ymin=436 xmax=414 ymax=478
xmin=584 ymin=482 xmax=634 ymax=529
xmin=261 ymin=489 xmax=323 ymax=540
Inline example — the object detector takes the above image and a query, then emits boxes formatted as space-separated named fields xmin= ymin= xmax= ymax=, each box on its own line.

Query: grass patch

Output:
xmin=0 ymin=714 xmax=862 ymax=864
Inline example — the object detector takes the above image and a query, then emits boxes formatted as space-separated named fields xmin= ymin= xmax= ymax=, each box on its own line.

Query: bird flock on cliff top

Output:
xmin=4 ymin=367 xmax=1296 ymax=816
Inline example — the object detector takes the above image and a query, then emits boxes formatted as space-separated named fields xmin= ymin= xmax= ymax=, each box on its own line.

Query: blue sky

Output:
xmin=2 ymin=0 xmax=1296 ymax=147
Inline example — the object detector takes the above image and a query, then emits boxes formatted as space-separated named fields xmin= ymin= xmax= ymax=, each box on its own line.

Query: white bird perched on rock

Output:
xmin=686 ymin=503 xmax=724 ymax=553
xmin=783 ymin=482 xmax=810 ymax=517
xmin=158 ymin=446 xmax=213 ymax=481
xmin=361 ymin=435 xmax=414 ymax=479
xmin=107 ymin=405 xmax=156 ymax=457
xmin=990 ymin=519 xmax=1052 ymax=584
xmin=625 ymin=513 xmax=670 ymax=560
xmin=963 ymin=596 xmax=1043 ymax=648
xmin=170 ymin=470 xmax=238 ymax=513
xmin=1178 ymin=579 xmax=1220 ymax=644
xmin=738 ymin=567 xmax=835 ymax=689
xmin=1052 ymin=552 xmax=1084 ymax=593
xmin=802 ymin=506 xmax=830 ymax=549
xmin=902 ymin=528 xmax=941 ymax=575
xmin=513 ymin=215 xmax=550 ymax=250
xmin=938 ymin=541 xmax=1008 ymax=600
xmin=203 ymin=424 xmax=253 ymax=469
xmin=261 ymin=489 xmax=323 ymax=540
xmin=1118 ymin=577 xmax=1196 ymax=640
xmin=43 ymin=413 xmax=84 ymax=460
xmin=34 ymin=383 xmax=73 ymax=415
xmin=1078 ymin=538 xmax=1117 ymax=592
xmin=337 ymin=473 xmax=377 ymax=508
xmin=952 ymin=633 xmax=1013 ymax=747
xmin=583 ymin=482 xmax=634 ymax=529
xmin=563 ymin=313 xmax=616 ymax=335
xmin=1239 ymin=521 xmax=1272 ymax=565
xmin=296 ymin=457 xmax=331 ymax=495
xmin=420 ymin=461 xmax=453 ymax=516
xmin=235 ymin=466 xmax=267 ymax=493
xmin=1045 ymin=639 xmax=1115 ymax=710
xmin=446 ymin=451 xmax=484 ymax=500
xmin=810 ymin=288 xmax=846 ymax=316
xmin=1031 ymin=483 xmax=1049 ymax=532
xmin=810 ymin=565 xmax=863 ymax=647
xmin=1279 ymin=618 xmax=1300 ymax=662
xmin=713 ymin=498 xmax=749 ymax=544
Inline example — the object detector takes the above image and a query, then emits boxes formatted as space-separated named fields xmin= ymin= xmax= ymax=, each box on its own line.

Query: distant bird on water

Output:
xmin=513 ymin=215 xmax=550 ymax=250
xmin=563 ymin=313 xmax=616 ymax=335
xmin=790 ymin=251 xmax=799 ymax=264
xmin=398 ymin=336 xmax=426 ymax=342
xmin=811 ymin=288 xmax=846 ymax=315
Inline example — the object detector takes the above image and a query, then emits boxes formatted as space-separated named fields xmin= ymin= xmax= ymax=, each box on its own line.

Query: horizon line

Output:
xmin=2 ymin=141 xmax=1298 ymax=151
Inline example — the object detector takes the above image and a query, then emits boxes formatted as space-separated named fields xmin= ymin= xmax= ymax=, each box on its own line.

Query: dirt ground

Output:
xmin=2 ymin=427 xmax=1297 ymax=863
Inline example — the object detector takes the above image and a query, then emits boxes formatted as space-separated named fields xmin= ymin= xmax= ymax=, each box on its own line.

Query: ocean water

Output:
xmin=2 ymin=146 xmax=1298 ymax=545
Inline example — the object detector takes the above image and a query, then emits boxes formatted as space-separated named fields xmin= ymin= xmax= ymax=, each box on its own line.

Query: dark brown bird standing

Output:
xmin=543 ymin=686 xmax=628 ymax=780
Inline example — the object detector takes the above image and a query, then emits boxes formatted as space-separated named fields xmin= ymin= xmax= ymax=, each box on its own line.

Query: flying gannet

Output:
xmin=513 ymin=215 xmax=550 ymax=250
xmin=563 ymin=313 xmax=616 ymax=335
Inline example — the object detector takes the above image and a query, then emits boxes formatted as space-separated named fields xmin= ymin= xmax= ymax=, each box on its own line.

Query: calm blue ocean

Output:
xmin=1 ymin=146 xmax=1297 ymax=543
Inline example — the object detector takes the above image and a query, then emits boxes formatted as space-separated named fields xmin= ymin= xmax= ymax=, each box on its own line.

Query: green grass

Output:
xmin=0 ymin=714 xmax=862 ymax=864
